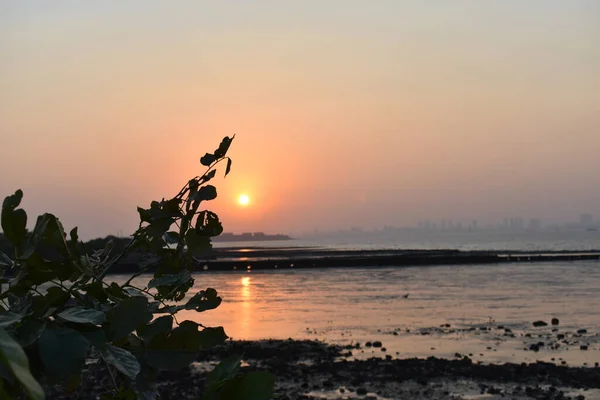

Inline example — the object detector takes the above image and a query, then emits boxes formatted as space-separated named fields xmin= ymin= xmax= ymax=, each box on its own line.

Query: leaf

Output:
xmin=225 ymin=158 xmax=232 ymax=177
xmin=145 ymin=323 xmax=227 ymax=370
xmin=213 ymin=136 xmax=234 ymax=159
xmin=200 ymin=153 xmax=216 ymax=167
xmin=38 ymin=327 xmax=89 ymax=380
xmin=194 ymin=185 xmax=217 ymax=202
xmin=0 ymin=312 xmax=23 ymax=328
xmin=137 ymin=207 xmax=151 ymax=223
xmin=185 ymin=230 xmax=212 ymax=257
xmin=0 ymin=329 xmax=45 ymax=400
xmin=106 ymin=296 xmax=153 ymax=341
xmin=163 ymin=231 xmax=180 ymax=245
xmin=137 ymin=315 xmax=173 ymax=343
xmin=16 ymin=319 xmax=46 ymax=347
xmin=200 ymin=169 xmax=217 ymax=184
xmin=195 ymin=211 xmax=223 ymax=237
xmin=204 ymin=354 xmax=241 ymax=397
xmin=100 ymin=344 xmax=140 ymax=379
xmin=1 ymin=190 xmax=27 ymax=247
xmin=218 ymin=371 xmax=274 ymax=400
xmin=185 ymin=288 xmax=222 ymax=312
xmin=0 ymin=252 xmax=12 ymax=267
xmin=79 ymin=328 xmax=108 ymax=347
xmin=57 ymin=307 xmax=106 ymax=325
xmin=44 ymin=286 xmax=70 ymax=307
xmin=196 ymin=326 xmax=228 ymax=350
xmin=148 ymin=270 xmax=191 ymax=289
xmin=83 ymin=281 xmax=107 ymax=303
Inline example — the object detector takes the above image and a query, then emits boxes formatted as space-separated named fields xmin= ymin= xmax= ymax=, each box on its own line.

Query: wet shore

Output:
xmin=47 ymin=339 xmax=600 ymax=400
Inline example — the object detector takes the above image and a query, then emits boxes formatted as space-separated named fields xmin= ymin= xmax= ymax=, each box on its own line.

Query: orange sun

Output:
xmin=237 ymin=194 xmax=250 ymax=206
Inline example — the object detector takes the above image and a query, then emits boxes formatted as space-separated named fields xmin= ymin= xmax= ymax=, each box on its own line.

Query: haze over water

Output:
xmin=2 ymin=1 xmax=600 ymax=239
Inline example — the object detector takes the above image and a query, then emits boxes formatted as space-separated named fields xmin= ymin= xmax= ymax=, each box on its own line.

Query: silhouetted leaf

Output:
xmin=82 ymin=281 xmax=107 ymax=303
xmin=106 ymin=297 xmax=152 ymax=341
xmin=138 ymin=315 xmax=173 ymax=343
xmin=196 ymin=326 xmax=228 ymax=349
xmin=185 ymin=288 xmax=222 ymax=312
xmin=1 ymin=190 xmax=27 ymax=247
xmin=137 ymin=207 xmax=151 ymax=223
xmin=38 ymin=327 xmax=89 ymax=380
xmin=145 ymin=323 xmax=227 ymax=370
xmin=57 ymin=307 xmax=106 ymax=325
xmin=185 ymin=230 xmax=212 ymax=257
xmin=217 ymin=371 xmax=274 ymax=400
xmin=16 ymin=319 xmax=46 ymax=347
xmin=204 ymin=354 xmax=241 ymax=397
xmin=100 ymin=344 xmax=140 ymax=379
xmin=163 ymin=231 xmax=180 ymax=245
xmin=225 ymin=158 xmax=232 ymax=177
xmin=0 ymin=312 xmax=22 ymax=328
xmin=148 ymin=270 xmax=191 ymax=289
xmin=200 ymin=169 xmax=217 ymax=184
xmin=0 ymin=329 xmax=45 ymax=400
xmin=195 ymin=211 xmax=223 ymax=237
xmin=201 ymin=153 xmax=216 ymax=166
xmin=79 ymin=327 xmax=108 ymax=347
xmin=213 ymin=136 xmax=233 ymax=159
xmin=193 ymin=185 xmax=217 ymax=202
xmin=44 ymin=286 xmax=71 ymax=307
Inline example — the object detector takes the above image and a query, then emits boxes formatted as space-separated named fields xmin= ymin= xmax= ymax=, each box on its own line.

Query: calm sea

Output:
xmin=111 ymin=231 xmax=600 ymax=367
xmin=213 ymin=230 xmax=600 ymax=252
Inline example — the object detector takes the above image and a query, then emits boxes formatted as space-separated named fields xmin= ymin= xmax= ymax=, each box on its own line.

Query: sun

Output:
xmin=237 ymin=194 xmax=250 ymax=206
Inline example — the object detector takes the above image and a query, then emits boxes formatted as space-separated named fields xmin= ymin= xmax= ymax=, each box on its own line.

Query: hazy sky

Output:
xmin=1 ymin=1 xmax=599 ymax=239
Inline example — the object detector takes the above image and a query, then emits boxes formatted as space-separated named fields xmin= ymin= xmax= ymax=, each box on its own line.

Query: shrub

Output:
xmin=0 ymin=136 xmax=273 ymax=399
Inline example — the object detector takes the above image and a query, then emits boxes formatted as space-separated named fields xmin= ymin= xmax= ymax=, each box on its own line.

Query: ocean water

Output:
xmin=113 ymin=259 xmax=600 ymax=366
xmin=213 ymin=230 xmax=600 ymax=252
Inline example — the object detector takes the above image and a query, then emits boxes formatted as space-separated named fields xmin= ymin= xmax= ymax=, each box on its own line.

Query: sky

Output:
xmin=1 ymin=1 xmax=599 ymax=239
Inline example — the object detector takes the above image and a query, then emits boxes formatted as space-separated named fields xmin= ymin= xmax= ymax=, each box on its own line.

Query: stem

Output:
xmin=99 ymin=238 xmax=137 ymax=279
xmin=105 ymin=362 xmax=119 ymax=392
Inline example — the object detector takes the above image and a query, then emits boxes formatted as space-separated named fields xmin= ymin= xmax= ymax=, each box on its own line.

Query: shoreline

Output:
xmin=46 ymin=339 xmax=600 ymax=400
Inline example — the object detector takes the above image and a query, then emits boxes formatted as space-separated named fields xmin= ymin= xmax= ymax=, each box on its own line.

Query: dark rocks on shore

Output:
xmin=44 ymin=339 xmax=600 ymax=400
xmin=578 ymin=329 xmax=588 ymax=334
xmin=533 ymin=320 xmax=548 ymax=327
xmin=552 ymin=318 xmax=560 ymax=326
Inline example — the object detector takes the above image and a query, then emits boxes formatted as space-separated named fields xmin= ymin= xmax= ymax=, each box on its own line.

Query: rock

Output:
xmin=551 ymin=318 xmax=560 ymax=326
xmin=529 ymin=344 xmax=540 ymax=352
xmin=381 ymin=348 xmax=386 ymax=352
xmin=533 ymin=320 xmax=548 ymax=327
xmin=365 ymin=342 xmax=372 ymax=347
xmin=580 ymin=345 xmax=589 ymax=350
xmin=557 ymin=334 xmax=565 ymax=340
xmin=578 ymin=329 xmax=588 ymax=334
xmin=372 ymin=341 xmax=382 ymax=348
xmin=356 ymin=387 xmax=368 ymax=395
xmin=392 ymin=331 xmax=398 ymax=336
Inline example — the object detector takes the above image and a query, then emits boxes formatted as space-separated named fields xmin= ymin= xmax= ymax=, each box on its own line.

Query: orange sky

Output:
xmin=1 ymin=2 xmax=599 ymax=239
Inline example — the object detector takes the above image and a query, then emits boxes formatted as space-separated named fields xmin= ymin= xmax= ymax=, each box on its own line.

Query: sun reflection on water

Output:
xmin=239 ymin=277 xmax=252 ymax=337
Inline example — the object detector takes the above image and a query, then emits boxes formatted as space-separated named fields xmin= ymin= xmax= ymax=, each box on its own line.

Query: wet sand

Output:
xmin=46 ymin=339 xmax=600 ymax=400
